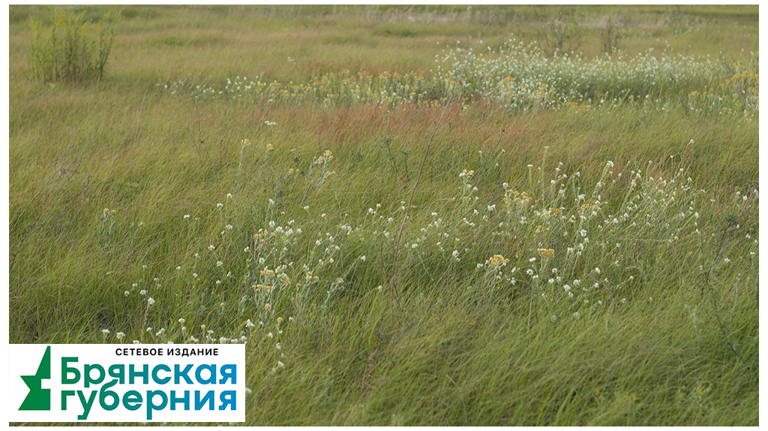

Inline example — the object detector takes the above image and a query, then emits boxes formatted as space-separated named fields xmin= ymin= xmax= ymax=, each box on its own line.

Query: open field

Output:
xmin=9 ymin=5 xmax=758 ymax=425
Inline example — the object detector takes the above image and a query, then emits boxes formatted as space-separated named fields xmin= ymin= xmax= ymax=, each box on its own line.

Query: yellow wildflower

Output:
xmin=485 ymin=254 xmax=509 ymax=268
xmin=537 ymin=248 xmax=555 ymax=258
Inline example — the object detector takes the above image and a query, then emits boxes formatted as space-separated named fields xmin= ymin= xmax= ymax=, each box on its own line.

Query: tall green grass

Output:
xmin=9 ymin=5 xmax=758 ymax=425
xmin=28 ymin=6 xmax=121 ymax=83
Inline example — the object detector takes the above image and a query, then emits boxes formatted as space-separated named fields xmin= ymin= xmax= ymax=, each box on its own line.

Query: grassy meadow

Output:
xmin=8 ymin=5 xmax=758 ymax=425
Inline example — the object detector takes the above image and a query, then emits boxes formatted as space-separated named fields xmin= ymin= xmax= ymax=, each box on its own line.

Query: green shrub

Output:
xmin=28 ymin=6 xmax=121 ymax=83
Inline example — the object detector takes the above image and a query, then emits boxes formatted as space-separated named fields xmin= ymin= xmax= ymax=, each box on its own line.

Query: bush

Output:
xmin=29 ymin=7 xmax=121 ymax=83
